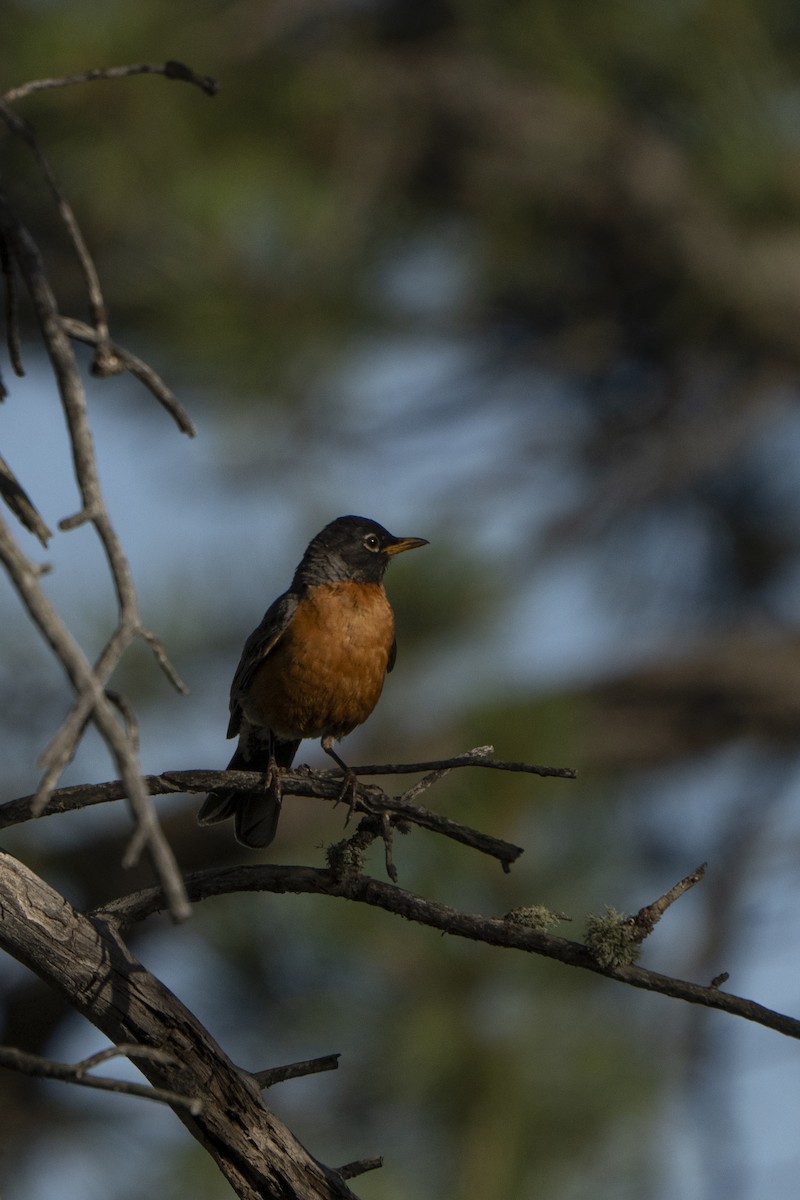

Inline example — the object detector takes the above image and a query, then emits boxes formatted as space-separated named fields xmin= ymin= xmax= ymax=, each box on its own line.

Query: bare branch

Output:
xmin=2 ymin=60 xmax=219 ymax=104
xmin=1 ymin=764 xmax=527 ymax=872
xmin=0 ymin=452 xmax=52 ymax=545
xmin=0 ymin=97 xmax=116 ymax=374
xmin=60 ymin=316 xmax=196 ymax=436
xmin=0 ymin=158 xmax=193 ymax=918
xmin=0 ymin=1042 xmax=203 ymax=1113
xmin=94 ymin=863 xmax=800 ymax=1042
xmin=346 ymin=746 xmax=578 ymax=779
xmin=254 ymin=1055 xmax=341 ymax=1089
xmin=336 ymin=1158 xmax=383 ymax=1180
xmin=631 ymin=862 xmax=708 ymax=942
xmin=139 ymin=627 xmax=190 ymax=693
xmin=0 ymin=513 xmax=190 ymax=922
xmin=0 ymin=849 xmax=360 ymax=1199
xmin=0 ymin=231 xmax=24 ymax=376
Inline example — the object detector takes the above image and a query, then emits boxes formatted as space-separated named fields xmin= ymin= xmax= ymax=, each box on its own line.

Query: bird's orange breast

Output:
xmin=243 ymin=581 xmax=395 ymax=741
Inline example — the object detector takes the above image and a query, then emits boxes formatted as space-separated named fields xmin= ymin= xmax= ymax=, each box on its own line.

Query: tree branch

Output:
xmin=0 ymin=513 xmax=190 ymax=921
xmin=254 ymin=1054 xmax=341 ymax=1089
xmin=0 ymin=79 xmax=196 ymax=918
xmin=0 ymin=762 xmax=531 ymax=872
xmin=94 ymin=862 xmax=800 ymax=1042
xmin=59 ymin=316 xmax=196 ymax=436
xmin=2 ymin=60 xmax=219 ymax=104
xmin=0 ymin=451 xmax=52 ymax=546
xmin=344 ymin=747 xmax=577 ymax=779
xmin=0 ymin=1042 xmax=203 ymax=1113
xmin=0 ymin=848 xmax=359 ymax=1200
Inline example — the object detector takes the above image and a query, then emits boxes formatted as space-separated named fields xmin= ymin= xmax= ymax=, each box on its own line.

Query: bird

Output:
xmin=198 ymin=514 xmax=428 ymax=848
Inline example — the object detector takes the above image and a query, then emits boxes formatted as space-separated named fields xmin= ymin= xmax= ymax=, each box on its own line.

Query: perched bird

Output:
xmin=198 ymin=515 xmax=428 ymax=847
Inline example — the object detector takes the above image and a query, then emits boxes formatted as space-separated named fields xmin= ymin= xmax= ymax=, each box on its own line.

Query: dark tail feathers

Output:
xmin=197 ymin=737 xmax=300 ymax=848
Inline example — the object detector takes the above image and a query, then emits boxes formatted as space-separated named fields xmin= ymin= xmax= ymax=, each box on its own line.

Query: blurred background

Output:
xmin=2 ymin=1 xmax=800 ymax=1197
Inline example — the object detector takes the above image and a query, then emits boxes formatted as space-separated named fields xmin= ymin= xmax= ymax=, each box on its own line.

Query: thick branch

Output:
xmin=95 ymin=863 xmax=800 ymax=1042
xmin=0 ymin=849 xmax=358 ymax=1200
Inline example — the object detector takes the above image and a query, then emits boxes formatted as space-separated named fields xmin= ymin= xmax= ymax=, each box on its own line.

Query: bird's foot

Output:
xmin=335 ymin=770 xmax=361 ymax=826
xmin=321 ymin=736 xmax=360 ymax=825
xmin=263 ymin=754 xmax=284 ymax=801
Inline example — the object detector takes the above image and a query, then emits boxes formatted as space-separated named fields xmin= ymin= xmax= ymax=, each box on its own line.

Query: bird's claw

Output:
xmin=335 ymin=770 xmax=360 ymax=826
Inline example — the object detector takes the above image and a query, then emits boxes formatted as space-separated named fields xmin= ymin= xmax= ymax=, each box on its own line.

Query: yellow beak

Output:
xmin=385 ymin=536 xmax=429 ymax=556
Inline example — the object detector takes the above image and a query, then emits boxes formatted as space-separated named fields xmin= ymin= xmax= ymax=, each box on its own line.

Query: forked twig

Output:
xmin=0 ymin=1041 xmax=203 ymax=1113
xmin=60 ymin=317 xmax=196 ymax=436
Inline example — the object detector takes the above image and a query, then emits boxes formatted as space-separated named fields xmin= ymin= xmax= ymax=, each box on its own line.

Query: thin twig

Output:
xmin=336 ymin=1158 xmax=383 ymax=1180
xmin=2 ymin=60 xmax=218 ymax=104
xmin=0 ymin=232 xmax=24 ymax=376
xmin=139 ymin=628 xmax=190 ymax=693
xmin=253 ymin=1054 xmax=341 ymax=1089
xmin=60 ymin=317 xmax=196 ymax=436
xmin=0 ymin=452 xmax=52 ymax=545
xmin=74 ymin=1042 xmax=178 ymax=1074
xmin=398 ymin=766 xmax=451 ymax=804
xmin=0 ymin=98 xmax=115 ymax=374
xmin=632 ymin=862 xmax=708 ymax=943
xmin=345 ymin=748 xmax=577 ymax=779
xmin=0 ymin=1042 xmax=203 ymax=1113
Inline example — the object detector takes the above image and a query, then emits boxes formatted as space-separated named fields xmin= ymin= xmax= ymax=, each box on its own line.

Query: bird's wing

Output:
xmin=226 ymin=591 xmax=299 ymax=738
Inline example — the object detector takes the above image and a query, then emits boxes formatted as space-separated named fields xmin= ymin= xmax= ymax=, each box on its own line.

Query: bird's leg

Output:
xmin=264 ymin=749 xmax=283 ymax=800
xmin=259 ymin=733 xmax=285 ymax=802
xmin=321 ymin=736 xmax=360 ymax=823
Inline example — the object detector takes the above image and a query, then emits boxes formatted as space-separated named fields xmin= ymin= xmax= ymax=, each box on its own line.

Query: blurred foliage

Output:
xmin=4 ymin=2 xmax=800 ymax=1199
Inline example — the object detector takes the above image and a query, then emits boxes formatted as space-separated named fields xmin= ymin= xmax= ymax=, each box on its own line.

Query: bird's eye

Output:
xmin=363 ymin=534 xmax=381 ymax=552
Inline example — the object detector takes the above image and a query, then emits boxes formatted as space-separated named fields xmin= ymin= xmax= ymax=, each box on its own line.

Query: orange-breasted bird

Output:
xmin=198 ymin=515 xmax=428 ymax=847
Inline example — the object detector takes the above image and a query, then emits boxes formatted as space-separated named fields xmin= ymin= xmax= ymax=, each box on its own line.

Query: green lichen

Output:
xmin=503 ymin=905 xmax=569 ymax=933
xmin=584 ymin=906 xmax=641 ymax=969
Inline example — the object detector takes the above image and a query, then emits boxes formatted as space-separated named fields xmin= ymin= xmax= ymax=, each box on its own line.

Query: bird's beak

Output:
xmin=385 ymin=536 xmax=429 ymax=556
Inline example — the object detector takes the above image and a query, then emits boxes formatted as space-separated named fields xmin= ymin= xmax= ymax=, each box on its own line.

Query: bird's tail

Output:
xmin=197 ymin=735 xmax=300 ymax=849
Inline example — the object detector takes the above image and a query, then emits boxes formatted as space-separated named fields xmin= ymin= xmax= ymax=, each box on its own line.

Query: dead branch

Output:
xmin=254 ymin=1054 xmax=341 ymax=1089
xmin=0 ymin=452 xmax=52 ymax=545
xmin=631 ymin=862 xmax=708 ymax=942
xmin=0 ymin=513 xmax=190 ymax=921
xmin=0 ymin=230 xmax=23 ymax=376
xmin=0 ymin=95 xmax=118 ymax=373
xmin=59 ymin=316 xmax=196 ymax=435
xmin=0 ymin=1042 xmax=203 ymax=1113
xmin=0 ymin=761 xmax=531 ymax=872
xmin=345 ymin=746 xmax=578 ymax=779
xmin=336 ymin=1159 xmax=383 ymax=1180
xmin=2 ymin=60 xmax=218 ymax=104
xmin=0 ymin=849 xmax=358 ymax=1200
xmin=94 ymin=862 xmax=800 ymax=1042
xmin=0 ymin=77 xmax=196 ymax=918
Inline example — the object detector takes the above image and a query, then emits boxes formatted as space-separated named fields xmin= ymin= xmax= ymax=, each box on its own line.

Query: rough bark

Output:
xmin=0 ymin=848 xmax=357 ymax=1200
